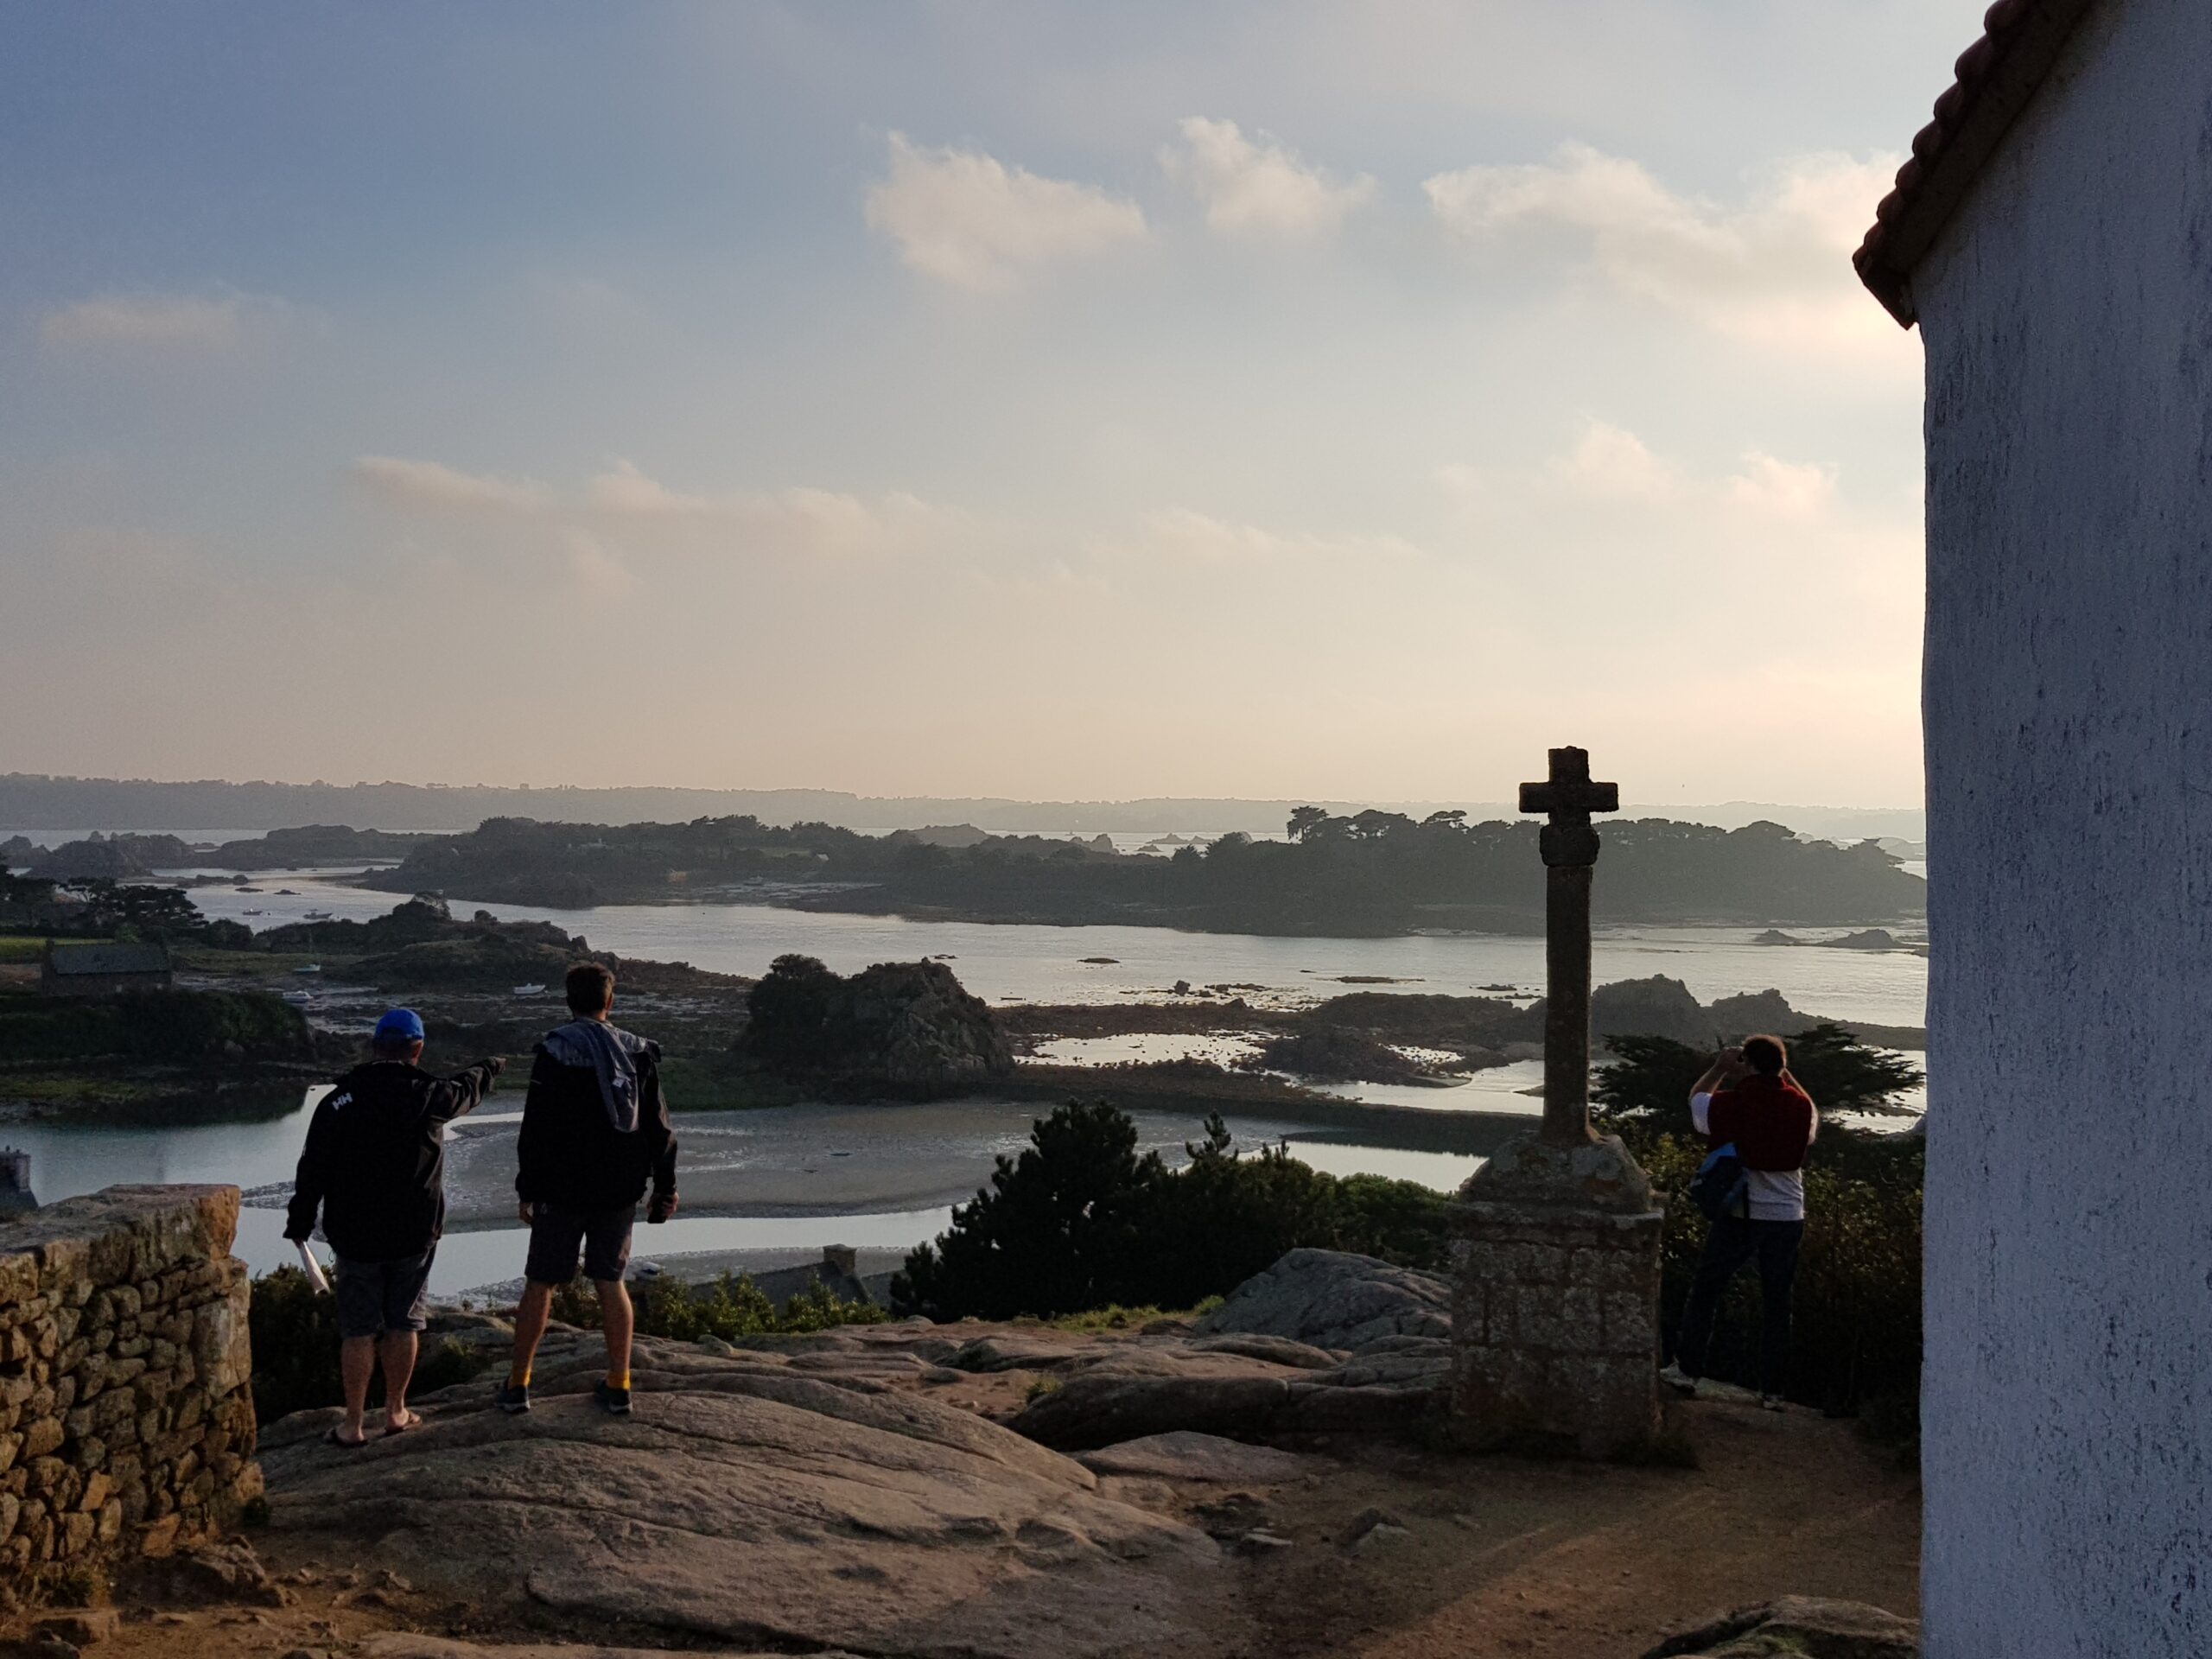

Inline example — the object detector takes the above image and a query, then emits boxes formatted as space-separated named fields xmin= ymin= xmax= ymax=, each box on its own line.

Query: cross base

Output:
xmin=1446 ymin=1133 xmax=1662 ymax=1458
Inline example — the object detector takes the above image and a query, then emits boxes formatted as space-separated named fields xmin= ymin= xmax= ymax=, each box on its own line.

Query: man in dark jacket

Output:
xmin=285 ymin=1008 xmax=501 ymax=1446
xmin=499 ymin=962 xmax=677 ymax=1416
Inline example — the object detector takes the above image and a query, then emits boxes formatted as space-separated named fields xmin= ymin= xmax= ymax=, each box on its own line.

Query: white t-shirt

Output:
xmin=1691 ymin=1090 xmax=1817 ymax=1223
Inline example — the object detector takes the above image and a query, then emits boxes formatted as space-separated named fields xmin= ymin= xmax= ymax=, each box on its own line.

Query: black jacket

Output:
xmin=285 ymin=1058 xmax=497 ymax=1262
xmin=515 ymin=1023 xmax=677 ymax=1212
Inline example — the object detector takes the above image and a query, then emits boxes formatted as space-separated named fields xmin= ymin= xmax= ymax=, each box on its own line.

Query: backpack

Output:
xmin=1690 ymin=1141 xmax=1749 ymax=1224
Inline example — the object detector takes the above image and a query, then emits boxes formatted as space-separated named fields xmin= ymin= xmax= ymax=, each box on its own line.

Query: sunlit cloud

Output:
xmin=1160 ymin=118 xmax=1375 ymax=239
xmin=1549 ymin=419 xmax=1679 ymax=500
xmin=865 ymin=134 xmax=1148 ymax=291
xmin=39 ymin=289 xmax=296 ymax=350
xmin=1423 ymin=143 xmax=1906 ymax=353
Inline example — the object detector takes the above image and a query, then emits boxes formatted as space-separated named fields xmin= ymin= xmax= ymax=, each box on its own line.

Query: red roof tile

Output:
xmin=1854 ymin=0 xmax=2100 ymax=327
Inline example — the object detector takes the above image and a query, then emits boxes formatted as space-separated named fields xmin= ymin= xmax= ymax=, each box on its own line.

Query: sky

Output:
xmin=0 ymin=2 xmax=1986 ymax=809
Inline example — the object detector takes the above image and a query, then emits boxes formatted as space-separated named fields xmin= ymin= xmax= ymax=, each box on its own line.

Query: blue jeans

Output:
xmin=1674 ymin=1213 xmax=1804 ymax=1394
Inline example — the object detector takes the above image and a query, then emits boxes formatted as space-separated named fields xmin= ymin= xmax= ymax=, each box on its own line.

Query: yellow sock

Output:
xmin=609 ymin=1370 xmax=630 ymax=1390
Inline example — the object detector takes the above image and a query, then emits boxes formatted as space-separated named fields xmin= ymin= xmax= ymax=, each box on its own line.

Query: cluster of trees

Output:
xmin=825 ymin=810 xmax=1923 ymax=933
xmin=0 ymin=871 xmax=251 ymax=947
xmin=360 ymin=805 xmax=1922 ymax=933
xmin=0 ymin=988 xmax=311 ymax=1065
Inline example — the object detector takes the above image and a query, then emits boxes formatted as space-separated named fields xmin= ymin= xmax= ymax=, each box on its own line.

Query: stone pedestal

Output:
xmin=1447 ymin=1133 xmax=1663 ymax=1458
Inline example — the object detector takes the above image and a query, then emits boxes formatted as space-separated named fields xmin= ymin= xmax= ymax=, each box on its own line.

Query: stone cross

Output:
xmin=1519 ymin=746 xmax=1619 ymax=1147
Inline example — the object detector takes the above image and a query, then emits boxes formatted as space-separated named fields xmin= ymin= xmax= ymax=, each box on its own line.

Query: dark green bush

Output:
xmin=891 ymin=1102 xmax=1454 ymax=1320
xmin=547 ymin=1270 xmax=885 ymax=1339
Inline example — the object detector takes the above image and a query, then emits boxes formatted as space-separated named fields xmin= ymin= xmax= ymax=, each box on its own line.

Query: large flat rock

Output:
xmin=1078 ymin=1432 xmax=1318 ymax=1484
xmin=264 ymin=1333 xmax=1225 ymax=1659
xmin=1191 ymin=1248 xmax=1452 ymax=1351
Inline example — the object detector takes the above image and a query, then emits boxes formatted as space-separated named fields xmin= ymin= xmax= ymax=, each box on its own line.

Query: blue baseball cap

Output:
xmin=373 ymin=1008 xmax=425 ymax=1045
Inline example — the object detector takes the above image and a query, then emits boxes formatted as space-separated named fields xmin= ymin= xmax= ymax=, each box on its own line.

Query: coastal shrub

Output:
xmin=546 ymin=1270 xmax=885 ymax=1340
xmin=891 ymin=1102 xmax=1455 ymax=1320
xmin=247 ymin=1268 xmax=493 ymax=1421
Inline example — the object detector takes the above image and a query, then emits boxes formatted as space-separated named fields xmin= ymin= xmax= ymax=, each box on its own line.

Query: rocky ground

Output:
xmin=0 ymin=1253 xmax=1921 ymax=1659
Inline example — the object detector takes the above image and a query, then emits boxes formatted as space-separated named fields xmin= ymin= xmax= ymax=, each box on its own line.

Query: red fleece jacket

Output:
xmin=1707 ymin=1074 xmax=1815 ymax=1171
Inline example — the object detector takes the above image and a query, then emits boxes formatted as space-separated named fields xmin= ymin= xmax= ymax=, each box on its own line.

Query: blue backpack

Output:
xmin=1690 ymin=1141 xmax=1749 ymax=1223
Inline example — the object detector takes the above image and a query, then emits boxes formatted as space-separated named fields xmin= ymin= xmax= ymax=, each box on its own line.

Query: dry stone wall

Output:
xmin=0 ymin=1185 xmax=257 ymax=1586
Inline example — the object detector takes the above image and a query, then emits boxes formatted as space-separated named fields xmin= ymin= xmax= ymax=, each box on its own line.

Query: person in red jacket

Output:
xmin=1659 ymin=1033 xmax=1818 ymax=1410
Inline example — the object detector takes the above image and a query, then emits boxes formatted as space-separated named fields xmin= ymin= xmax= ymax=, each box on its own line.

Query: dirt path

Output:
xmin=1203 ymin=1395 xmax=1919 ymax=1658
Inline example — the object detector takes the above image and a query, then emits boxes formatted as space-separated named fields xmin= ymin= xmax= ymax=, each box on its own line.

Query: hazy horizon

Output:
xmin=0 ymin=771 xmax=1926 ymax=843
xmin=4 ymin=3 xmax=1971 ymax=807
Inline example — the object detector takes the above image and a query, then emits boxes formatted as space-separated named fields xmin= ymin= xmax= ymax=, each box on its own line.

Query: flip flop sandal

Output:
xmin=325 ymin=1427 xmax=369 ymax=1449
xmin=383 ymin=1414 xmax=418 ymax=1437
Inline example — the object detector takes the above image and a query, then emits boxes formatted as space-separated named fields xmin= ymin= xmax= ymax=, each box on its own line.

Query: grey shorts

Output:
xmin=524 ymin=1203 xmax=634 ymax=1285
xmin=334 ymin=1250 xmax=435 ymax=1340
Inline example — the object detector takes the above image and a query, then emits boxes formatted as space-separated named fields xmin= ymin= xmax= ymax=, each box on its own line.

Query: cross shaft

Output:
xmin=1519 ymin=746 xmax=1618 ymax=1146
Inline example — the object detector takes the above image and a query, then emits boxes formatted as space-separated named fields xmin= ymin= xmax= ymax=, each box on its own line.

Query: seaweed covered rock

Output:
xmin=743 ymin=955 xmax=1012 ymax=1089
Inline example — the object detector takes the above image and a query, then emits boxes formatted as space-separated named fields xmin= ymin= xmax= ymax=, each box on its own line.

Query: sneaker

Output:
xmin=494 ymin=1382 xmax=531 ymax=1414
xmin=1658 ymin=1363 xmax=1700 ymax=1398
xmin=1760 ymin=1393 xmax=1786 ymax=1413
xmin=594 ymin=1380 xmax=632 ymax=1415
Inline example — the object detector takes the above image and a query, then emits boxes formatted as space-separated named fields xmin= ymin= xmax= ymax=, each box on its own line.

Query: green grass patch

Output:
xmin=0 ymin=937 xmax=47 ymax=963
xmin=1046 ymin=1295 xmax=1223 ymax=1333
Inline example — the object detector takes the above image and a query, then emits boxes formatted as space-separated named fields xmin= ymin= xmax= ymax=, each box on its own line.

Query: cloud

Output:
xmin=40 ymin=289 xmax=294 ymax=350
xmin=352 ymin=454 xmax=963 ymax=566
xmin=1422 ymin=143 xmax=1903 ymax=350
xmin=1511 ymin=419 xmax=1843 ymax=521
xmin=1160 ymin=118 xmax=1374 ymax=239
xmin=352 ymin=455 xmax=549 ymax=513
xmin=865 ymin=134 xmax=1147 ymax=290
xmin=1550 ymin=420 xmax=1679 ymax=500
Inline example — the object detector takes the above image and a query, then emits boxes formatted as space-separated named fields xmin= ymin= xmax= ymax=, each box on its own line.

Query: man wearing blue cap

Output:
xmin=285 ymin=1009 xmax=503 ymax=1447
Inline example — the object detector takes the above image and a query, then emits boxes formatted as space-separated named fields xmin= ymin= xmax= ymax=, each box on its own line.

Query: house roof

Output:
xmin=44 ymin=941 xmax=172 ymax=976
xmin=1853 ymin=0 xmax=2100 ymax=327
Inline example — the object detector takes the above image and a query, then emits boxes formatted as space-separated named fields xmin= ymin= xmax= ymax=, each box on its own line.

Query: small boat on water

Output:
xmin=276 ymin=888 xmax=299 ymax=896
xmin=301 ymin=909 xmax=334 ymax=921
xmin=281 ymin=991 xmax=313 ymax=1007
xmin=512 ymin=983 xmax=546 ymax=997
xmin=295 ymin=963 xmax=321 ymax=976
xmin=240 ymin=908 xmax=264 ymax=917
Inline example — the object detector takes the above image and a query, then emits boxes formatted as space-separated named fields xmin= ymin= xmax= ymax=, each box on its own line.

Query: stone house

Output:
xmin=38 ymin=940 xmax=173 ymax=997
xmin=1855 ymin=1 xmax=2209 ymax=1653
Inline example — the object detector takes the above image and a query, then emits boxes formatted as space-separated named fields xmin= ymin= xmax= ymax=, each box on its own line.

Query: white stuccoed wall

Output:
xmin=1910 ymin=0 xmax=2212 ymax=1652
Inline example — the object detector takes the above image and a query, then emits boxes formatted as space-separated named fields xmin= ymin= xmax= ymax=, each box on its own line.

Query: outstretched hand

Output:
xmin=483 ymin=1055 xmax=506 ymax=1078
